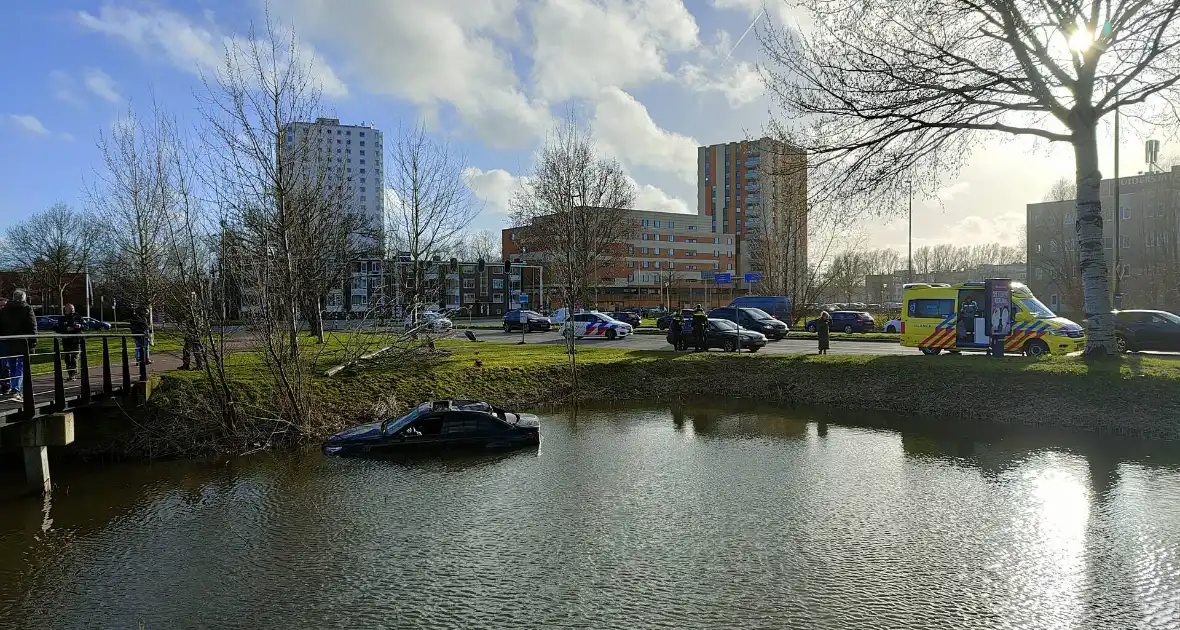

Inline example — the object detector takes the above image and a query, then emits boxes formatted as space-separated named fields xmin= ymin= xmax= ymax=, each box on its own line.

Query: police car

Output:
xmin=558 ymin=311 xmax=633 ymax=340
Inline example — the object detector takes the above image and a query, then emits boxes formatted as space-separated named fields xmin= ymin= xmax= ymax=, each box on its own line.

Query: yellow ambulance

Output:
xmin=901 ymin=281 xmax=1086 ymax=356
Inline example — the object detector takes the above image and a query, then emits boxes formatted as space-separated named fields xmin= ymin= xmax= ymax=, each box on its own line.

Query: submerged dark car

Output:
xmin=322 ymin=400 xmax=540 ymax=456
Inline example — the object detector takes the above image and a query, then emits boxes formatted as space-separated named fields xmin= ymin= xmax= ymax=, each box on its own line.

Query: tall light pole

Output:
xmin=1112 ymin=85 xmax=1121 ymax=306
xmin=905 ymin=178 xmax=913 ymax=282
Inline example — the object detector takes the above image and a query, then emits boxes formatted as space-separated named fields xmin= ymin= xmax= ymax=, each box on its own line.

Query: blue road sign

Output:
xmin=714 ymin=272 xmax=732 ymax=285
xmin=519 ymin=293 xmax=529 ymax=304
xmin=744 ymin=272 xmax=762 ymax=283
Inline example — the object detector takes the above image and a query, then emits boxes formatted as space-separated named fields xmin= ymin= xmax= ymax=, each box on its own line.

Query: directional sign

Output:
xmin=744 ymin=272 xmax=762 ymax=284
xmin=519 ymin=293 xmax=529 ymax=304
xmin=714 ymin=272 xmax=732 ymax=285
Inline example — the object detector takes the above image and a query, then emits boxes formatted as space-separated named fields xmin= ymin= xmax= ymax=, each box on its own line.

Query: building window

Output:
xmin=360 ymin=141 xmax=365 ymax=146
xmin=1121 ymin=235 xmax=1131 ymax=248
xmin=509 ymin=232 xmax=517 ymax=240
xmin=654 ymin=234 xmax=660 ymax=241
xmin=360 ymin=131 xmax=365 ymax=137
xmin=728 ymin=264 xmax=733 ymax=270
xmin=688 ymin=225 xmax=696 ymax=231
xmin=668 ymin=235 xmax=674 ymax=242
xmin=1036 ymin=267 xmax=1044 ymax=280
xmin=642 ymin=233 xmax=649 ymax=240
xmin=685 ymin=251 xmax=696 ymax=257
xmin=627 ymin=261 xmax=635 ymax=268
xmin=669 ymin=221 xmax=675 ymax=229
xmin=628 ymin=273 xmax=634 ymax=282
xmin=463 ymin=279 xmax=475 ymax=289
xmin=464 ymin=293 xmax=475 ymax=303
xmin=668 ymin=249 xmax=674 ymax=255
xmin=493 ymin=279 xmax=504 ymax=289
xmin=1121 ymin=207 xmax=1130 ymax=219
xmin=655 ymin=262 xmax=661 ymax=269
xmin=727 ymin=238 xmax=733 ymax=245
xmin=655 ymin=220 xmax=662 ymax=228
xmin=642 ymin=219 xmax=649 ymax=227
xmin=641 ymin=247 xmax=648 ymax=254
xmin=493 ymin=293 xmax=504 ymax=303
xmin=688 ymin=265 xmax=696 ymax=270
xmin=361 ymin=150 xmax=365 ymax=156
xmin=643 ymin=261 xmax=649 ymax=268
xmin=627 ymin=246 xmax=634 ymax=254
xmin=654 ymin=247 xmax=661 ymax=254
xmin=668 ymin=262 xmax=674 ymax=269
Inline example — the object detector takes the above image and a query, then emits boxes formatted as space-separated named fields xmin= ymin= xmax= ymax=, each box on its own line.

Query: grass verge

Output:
xmin=80 ymin=338 xmax=1180 ymax=459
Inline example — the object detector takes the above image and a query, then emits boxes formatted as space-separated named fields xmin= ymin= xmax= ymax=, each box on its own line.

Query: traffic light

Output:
xmin=503 ymin=260 xmax=511 ymax=274
xmin=450 ymin=258 xmax=458 ymax=272
xmin=477 ymin=258 xmax=485 ymax=272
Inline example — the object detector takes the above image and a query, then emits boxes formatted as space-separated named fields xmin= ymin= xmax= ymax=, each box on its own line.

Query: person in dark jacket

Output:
xmin=0 ymin=296 xmax=8 ymax=395
xmin=0 ymin=290 xmax=38 ymax=401
xmin=691 ymin=304 xmax=708 ymax=352
xmin=669 ymin=312 xmax=685 ymax=351
xmin=54 ymin=303 xmax=84 ymax=381
xmin=817 ymin=310 xmax=831 ymax=355
xmin=128 ymin=306 xmax=152 ymax=366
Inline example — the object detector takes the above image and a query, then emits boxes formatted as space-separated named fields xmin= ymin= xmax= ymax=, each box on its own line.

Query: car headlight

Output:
xmin=1047 ymin=329 xmax=1069 ymax=336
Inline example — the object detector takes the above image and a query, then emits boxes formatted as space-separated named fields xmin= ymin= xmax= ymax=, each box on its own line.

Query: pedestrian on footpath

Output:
xmin=54 ymin=303 xmax=84 ymax=380
xmin=0 ymin=296 xmax=8 ymax=395
xmin=0 ymin=290 xmax=38 ymax=402
xmin=670 ymin=311 xmax=685 ymax=351
xmin=181 ymin=314 xmax=205 ymax=371
xmin=129 ymin=305 xmax=152 ymax=366
xmin=817 ymin=310 xmax=831 ymax=355
xmin=692 ymin=304 xmax=708 ymax=352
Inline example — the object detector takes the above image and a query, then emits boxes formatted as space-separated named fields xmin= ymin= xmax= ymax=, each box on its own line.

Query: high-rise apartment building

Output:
xmin=697 ymin=137 xmax=808 ymax=295
xmin=281 ymin=117 xmax=385 ymax=312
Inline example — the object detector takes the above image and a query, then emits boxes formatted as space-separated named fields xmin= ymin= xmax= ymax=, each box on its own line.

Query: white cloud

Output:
xmin=632 ymin=179 xmax=692 ymax=214
xmin=83 ymin=67 xmax=122 ymax=103
xmin=49 ymin=70 xmax=83 ymax=106
xmin=6 ymin=114 xmax=72 ymax=141
xmin=678 ymin=60 xmax=763 ymax=106
xmin=76 ymin=4 xmax=348 ymax=98
xmin=8 ymin=114 xmax=50 ymax=135
xmin=710 ymin=0 xmax=802 ymax=25
xmin=463 ymin=166 xmax=527 ymax=215
xmin=279 ymin=0 xmax=548 ymax=147
xmin=591 ymin=87 xmax=699 ymax=183
xmin=529 ymin=0 xmax=699 ymax=101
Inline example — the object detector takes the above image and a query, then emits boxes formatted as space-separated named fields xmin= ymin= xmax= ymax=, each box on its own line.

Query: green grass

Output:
xmin=26 ymin=332 xmax=184 ymax=376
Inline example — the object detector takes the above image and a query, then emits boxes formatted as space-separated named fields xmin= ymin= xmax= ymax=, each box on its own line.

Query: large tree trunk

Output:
xmin=1074 ymin=126 xmax=1115 ymax=355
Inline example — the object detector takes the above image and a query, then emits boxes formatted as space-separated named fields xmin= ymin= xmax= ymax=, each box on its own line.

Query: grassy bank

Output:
xmin=80 ymin=337 xmax=1180 ymax=459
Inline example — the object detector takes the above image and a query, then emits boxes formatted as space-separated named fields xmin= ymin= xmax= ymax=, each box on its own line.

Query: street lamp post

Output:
xmin=1113 ymin=85 xmax=1121 ymax=305
xmin=905 ymin=179 xmax=914 ymax=283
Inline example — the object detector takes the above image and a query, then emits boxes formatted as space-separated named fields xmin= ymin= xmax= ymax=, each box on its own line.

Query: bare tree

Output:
xmin=655 ymin=266 xmax=687 ymax=310
xmin=387 ymin=121 xmax=481 ymax=322
xmin=457 ymin=229 xmax=502 ymax=263
xmin=2 ymin=203 xmax=102 ymax=313
xmin=510 ymin=116 xmax=637 ymax=375
xmin=761 ymin=0 xmax=1180 ymax=354
xmin=90 ymin=103 xmax=174 ymax=317
xmin=1045 ymin=177 xmax=1078 ymax=202
xmin=197 ymin=16 xmax=356 ymax=432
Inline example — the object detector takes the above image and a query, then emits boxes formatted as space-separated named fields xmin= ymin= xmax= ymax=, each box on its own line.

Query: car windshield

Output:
xmin=597 ymin=313 xmax=619 ymax=322
xmin=523 ymin=311 xmax=541 ymax=317
xmin=1019 ymin=297 xmax=1056 ymax=319
xmin=1155 ymin=312 xmax=1180 ymax=325
xmin=384 ymin=402 xmax=432 ymax=434
xmin=743 ymin=308 xmax=772 ymax=320
xmin=712 ymin=319 xmax=738 ymax=331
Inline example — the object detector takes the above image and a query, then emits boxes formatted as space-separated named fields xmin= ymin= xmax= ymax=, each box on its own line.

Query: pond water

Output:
xmin=2 ymin=402 xmax=1180 ymax=629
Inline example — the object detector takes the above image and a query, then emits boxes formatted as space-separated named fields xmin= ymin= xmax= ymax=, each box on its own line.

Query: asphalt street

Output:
xmin=474 ymin=329 xmax=919 ymax=355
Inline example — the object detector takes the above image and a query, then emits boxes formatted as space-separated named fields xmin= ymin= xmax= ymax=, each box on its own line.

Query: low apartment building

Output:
xmin=503 ymin=209 xmax=739 ymax=310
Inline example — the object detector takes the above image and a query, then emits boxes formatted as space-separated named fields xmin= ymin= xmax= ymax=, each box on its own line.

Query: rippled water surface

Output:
xmin=3 ymin=403 xmax=1180 ymax=629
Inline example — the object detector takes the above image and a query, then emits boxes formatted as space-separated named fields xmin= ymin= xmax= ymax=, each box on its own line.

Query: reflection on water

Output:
xmin=3 ymin=401 xmax=1180 ymax=629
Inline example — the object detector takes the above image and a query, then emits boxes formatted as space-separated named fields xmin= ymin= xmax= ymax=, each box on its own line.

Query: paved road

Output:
xmin=473 ymin=329 xmax=918 ymax=355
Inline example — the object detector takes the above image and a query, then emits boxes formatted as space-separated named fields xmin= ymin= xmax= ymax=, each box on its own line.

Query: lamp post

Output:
xmin=1112 ymin=85 xmax=1121 ymax=305
xmin=905 ymin=178 xmax=913 ymax=282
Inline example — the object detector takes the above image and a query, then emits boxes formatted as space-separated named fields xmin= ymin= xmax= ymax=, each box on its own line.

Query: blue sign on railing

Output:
xmin=714 ymin=272 xmax=732 ymax=285
xmin=744 ymin=272 xmax=762 ymax=283
xmin=519 ymin=293 xmax=529 ymax=304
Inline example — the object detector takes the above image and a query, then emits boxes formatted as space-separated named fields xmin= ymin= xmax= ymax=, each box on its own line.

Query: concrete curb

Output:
xmin=633 ymin=329 xmax=900 ymax=344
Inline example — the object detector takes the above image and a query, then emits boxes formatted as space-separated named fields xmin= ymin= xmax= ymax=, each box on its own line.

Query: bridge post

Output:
xmin=79 ymin=337 xmax=91 ymax=404
xmin=121 ymin=337 xmax=131 ymax=392
xmin=52 ymin=338 xmax=65 ymax=411
xmin=102 ymin=337 xmax=113 ymax=395
xmin=21 ymin=342 xmax=34 ymax=415
xmin=20 ymin=412 xmax=74 ymax=496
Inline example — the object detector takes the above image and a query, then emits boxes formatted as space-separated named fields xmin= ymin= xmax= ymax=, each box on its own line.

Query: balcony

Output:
xmin=746 ymin=169 xmax=760 ymax=180
xmin=745 ymin=181 xmax=760 ymax=193
xmin=744 ymin=156 xmax=760 ymax=168
xmin=747 ymin=193 xmax=761 ymax=204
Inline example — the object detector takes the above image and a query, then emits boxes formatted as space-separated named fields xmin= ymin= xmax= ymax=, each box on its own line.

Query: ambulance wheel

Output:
xmin=921 ymin=347 xmax=942 ymax=356
xmin=1025 ymin=340 xmax=1049 ymax=357
xmin=1115 ymin=335 xmax=1128 ymax=353
xmin=606 ymin=329 xmax=618 ymax=340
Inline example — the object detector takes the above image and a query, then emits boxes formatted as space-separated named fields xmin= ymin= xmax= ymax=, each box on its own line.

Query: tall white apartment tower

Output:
xmin=281 ymin=117 xmax=385 ymax=251
xmin=281 ymin=117 xmax=386 ymax=312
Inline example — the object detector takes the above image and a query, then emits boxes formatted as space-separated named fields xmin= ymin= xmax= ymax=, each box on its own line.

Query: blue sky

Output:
xmin=1 ymin=0 xmax=1130 ymax=253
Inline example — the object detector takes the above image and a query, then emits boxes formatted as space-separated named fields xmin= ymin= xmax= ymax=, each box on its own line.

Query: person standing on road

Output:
xmin=128 ymin=305 xmax=152 ymax=366
xmin=54 ymin=303 xmax=84 ymax=381
xmin=960 ymin=294 xmax=980 ymax=341
xmin=817 ymin=310 xmax=831 ymax=355
xmin=691 ymin=305 xmax=708 ymax=352
xmin=0 ymin=290 xmax=38 ymax=401
xmin=669 ymin=311 xmax=684 ymax=351
xmin=0 ymin=297 xmax=8 ymax=395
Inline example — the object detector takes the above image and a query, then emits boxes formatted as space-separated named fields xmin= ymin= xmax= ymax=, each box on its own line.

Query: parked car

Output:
xmin=609 ymin=311 xmax=642 ymax=327
xmin=551 ymin=308 xmax=571 ymax=324
xmin=666 ymin=317 xmax=767 ymax=352
xmin=657 ymin=309 xmax=695 ymax=330
xmin=728 ymin=295 xmax=792 ymax=321
xmin=1111 ymin=309 xmax=1180 ymax=353
xmin=807 ymin=311 xmax=875 ymax=333
xmin=36 ymin=315 xmax=60 ymax=330
xmin=322 ymin=400 xmax=540 ymax=456
xmin=404 ymin=310 xmax=453 ymax=332
xmin=503 ymin=309 xmax=552 ymax=332
xmin=708 ymin=306 xmax=790 ymax=339
xmin=559 ymin=312 xmax=633 ymax=340
xmin=883 ymin=318 xmax=902 ymax=334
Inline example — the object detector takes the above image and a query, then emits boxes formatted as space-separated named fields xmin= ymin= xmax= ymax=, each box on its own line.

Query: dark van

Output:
xmin=728 ymin=295 xmax=792 ymax=321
